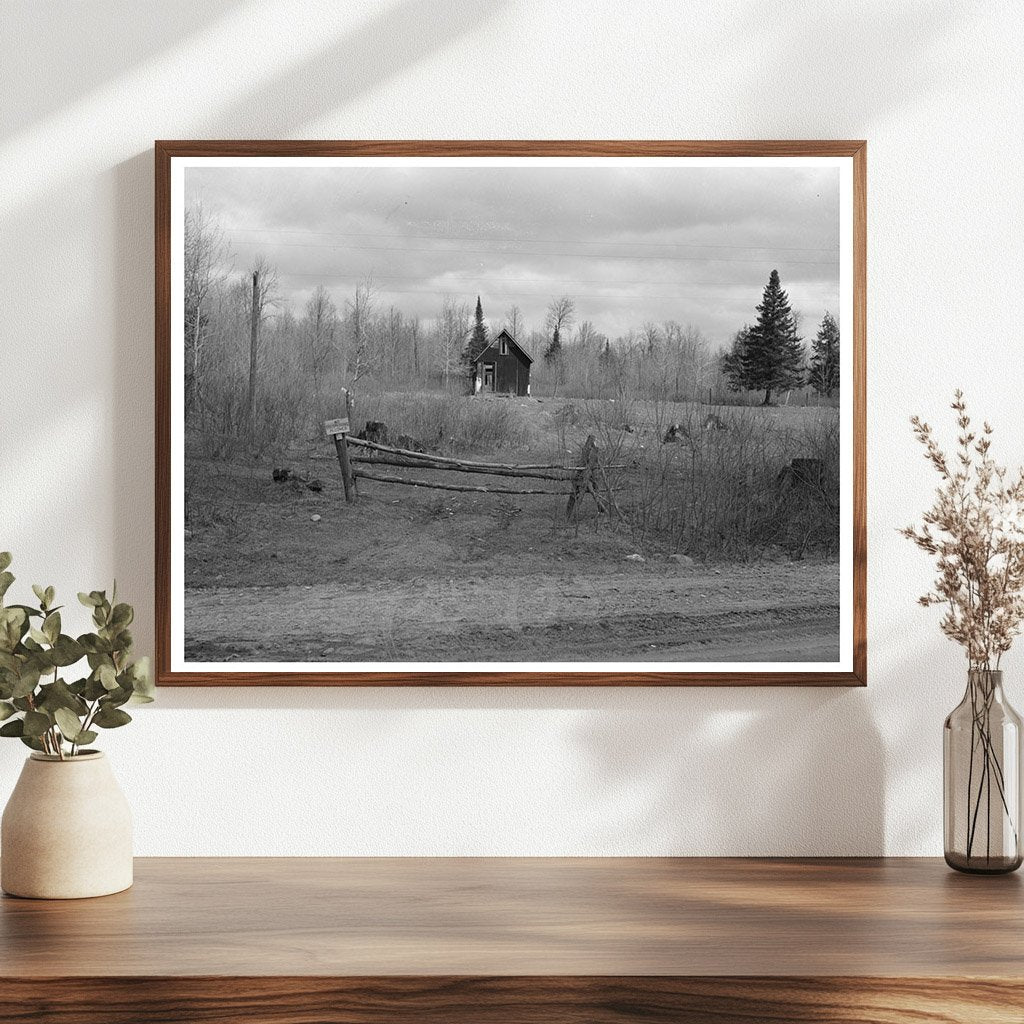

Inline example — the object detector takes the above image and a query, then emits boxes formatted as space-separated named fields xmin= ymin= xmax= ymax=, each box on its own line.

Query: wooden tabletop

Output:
xmin=1 ymin=856 xmax=1021 ymax=978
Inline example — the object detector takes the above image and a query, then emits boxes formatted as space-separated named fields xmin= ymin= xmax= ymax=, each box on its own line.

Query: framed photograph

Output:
xmin=155 ymin=141 xmax=865 ymax=686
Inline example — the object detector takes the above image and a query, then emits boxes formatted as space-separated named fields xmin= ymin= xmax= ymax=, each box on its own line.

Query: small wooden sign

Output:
xmin=324 ymin=417 xmax=350 ymax=437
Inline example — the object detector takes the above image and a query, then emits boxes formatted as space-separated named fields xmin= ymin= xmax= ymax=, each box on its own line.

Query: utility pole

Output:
xmin=247 ymin=270 xmax=259 ymax=428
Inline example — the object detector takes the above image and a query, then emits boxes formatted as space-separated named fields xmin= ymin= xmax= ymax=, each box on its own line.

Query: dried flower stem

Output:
xmin=904 ymin=392 xmax=1024 ymax=864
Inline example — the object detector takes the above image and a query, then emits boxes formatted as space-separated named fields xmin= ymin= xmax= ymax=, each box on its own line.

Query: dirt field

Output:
xmin=185 ymin=563 xmax=838 ymax=663
xmin=184 ymin=397 xmax=840 ymax=665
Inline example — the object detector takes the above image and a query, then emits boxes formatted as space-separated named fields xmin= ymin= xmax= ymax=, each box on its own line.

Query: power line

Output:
xmin=267 ymin=279 xmax=835 ymax=304
xmin=223 ymin=225 xmax=839 ymax=254
xmin=272 ymin=271 xmax=817 ymax=289
xmin=220 ymin=238 xmax=838 ymax=266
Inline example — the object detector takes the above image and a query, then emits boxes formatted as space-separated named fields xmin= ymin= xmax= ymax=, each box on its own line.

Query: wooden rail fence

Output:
xmin=324 ymin=404 xmax=619 ymax=519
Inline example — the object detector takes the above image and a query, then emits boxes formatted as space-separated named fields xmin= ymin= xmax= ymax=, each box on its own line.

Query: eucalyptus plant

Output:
xmin=0 ymin=552 xmax=153 ymax=759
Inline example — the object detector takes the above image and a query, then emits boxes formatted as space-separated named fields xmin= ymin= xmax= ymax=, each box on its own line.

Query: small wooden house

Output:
xmin=472 ymin=329 xmax=533 ymax=397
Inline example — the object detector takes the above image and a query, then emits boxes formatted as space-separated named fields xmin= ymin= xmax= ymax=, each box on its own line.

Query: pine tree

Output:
xmin=738 ymin=269 xmax=805 ymax=405
xmin=808 ymin=310 xmax=840 ymax=397
xmin=721 ymin=326 xmax=751 ymax=392
xmin=544 ymin=331 xmax=562 ymax=363
xmin=462 ymin=295 xmax=490 ymax=391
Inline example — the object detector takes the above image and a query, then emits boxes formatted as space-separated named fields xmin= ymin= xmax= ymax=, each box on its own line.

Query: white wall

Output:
xmin=1 ymin=0 xmax=1022 ymax=855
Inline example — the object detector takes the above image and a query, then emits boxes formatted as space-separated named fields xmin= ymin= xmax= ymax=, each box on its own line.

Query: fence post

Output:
xmin=344 ymin=389 xmax=357 ymax=498
xmin=334 ymin=436 xmax=355 ymax=503
xmin=325 ymin=393 xmax=355 ymax=503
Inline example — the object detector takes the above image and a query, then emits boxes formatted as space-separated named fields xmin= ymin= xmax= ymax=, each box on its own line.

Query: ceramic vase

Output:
xmin=1 ymin=751 xmax=133 ymax=898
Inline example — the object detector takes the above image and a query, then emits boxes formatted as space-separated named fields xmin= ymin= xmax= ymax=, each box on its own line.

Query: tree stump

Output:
xmin=566 ymin=435 xmax=608 ymax=519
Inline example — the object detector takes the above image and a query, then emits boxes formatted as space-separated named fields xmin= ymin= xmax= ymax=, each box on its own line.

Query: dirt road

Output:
xmin=184 ymin=562 xmax=839 ymax=664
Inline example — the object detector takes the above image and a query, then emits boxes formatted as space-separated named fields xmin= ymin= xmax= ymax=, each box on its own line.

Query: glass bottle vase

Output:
xmin=944 ymin=669 xmax=1023 ymax=873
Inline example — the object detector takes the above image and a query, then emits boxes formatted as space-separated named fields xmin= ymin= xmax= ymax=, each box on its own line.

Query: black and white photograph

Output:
xmin=162 ymin=147 xmax=861 ymax=682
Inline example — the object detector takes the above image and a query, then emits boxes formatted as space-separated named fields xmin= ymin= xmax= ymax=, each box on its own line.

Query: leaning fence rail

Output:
xmin=326 ymin=415 xmax=619 ymax=519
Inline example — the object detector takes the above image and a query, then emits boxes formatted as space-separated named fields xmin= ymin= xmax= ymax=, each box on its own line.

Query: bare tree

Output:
xmin=384 ymin=305 xmax=404 ymax=383
xmin=503 ymin=304 xmax=524 ymax=341
xmin=409 ymin=316 xmax=422 ymax=378
xmin=641 ymin=321 xmax=661 ymax=355
xmin=544 ymin=296 xmax=575 ymax=396
xmin=245 ymin=255 xmax=278 ymax=427
xmin=302 ymin=286 xmax=339 ymax=413
xmin=676 ymin=323 xmax=713 ymax=401
xmin=545 ymin=295 xmax=576 ymax=354
xmin=183 ymin=202 xmax=230 ymax=416
xmin=344 ymin=277 xmax=377 ymax=384
xmin=436 ymin=296 xmax=470 ymax=391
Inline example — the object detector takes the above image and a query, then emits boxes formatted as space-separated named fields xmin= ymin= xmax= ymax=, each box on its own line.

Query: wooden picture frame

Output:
xmin=156 ymin=140 xmax=866 ymax=686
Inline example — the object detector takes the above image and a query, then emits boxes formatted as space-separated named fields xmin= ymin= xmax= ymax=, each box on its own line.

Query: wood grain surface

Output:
xmin=2 ymin=858 xmax=1020 ymax=1023
xmin=155 ymin=139 xmax=867 ymax=687
xmin=0 ymin=976 xmax=1022 ymax=1024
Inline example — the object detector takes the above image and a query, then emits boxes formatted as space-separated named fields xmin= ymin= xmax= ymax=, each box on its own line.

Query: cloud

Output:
xmin=186 ymin=161 xmax=840 ymax=346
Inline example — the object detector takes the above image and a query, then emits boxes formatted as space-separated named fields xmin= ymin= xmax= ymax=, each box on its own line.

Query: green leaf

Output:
xmin=53 ymin=707 xmax=85 ymax=742
xmin=83 ymin=675 xmax=108 ymax=701
xmin=79 ymin=634 xmax=112 ymax=655
xmin=22 ymin=711 xmax=50 ymax=738
xmin=104 ymin=685 xmax=132 ymax=708
xmin=7 ymin=604 xmax=42 ymax=619
xmin=98 ymin=663 xmax=118 ymax=690
xmin=11 ymin=665 xmax=41 ymax=699
xmin=44 ymin=586 xmax=55 ymax=608
xmin=93 ymin=705 xmax=131 ymax=729
xmin=0 ymin=572 xmax=14 ymax=601
xmin=19 ymin=734 xmax=45 ymax=752
xmin=78 ymin=592 xmax=100 ymax=608
xmin=0 ymin=701 xmax=16 ymax=721
xmin=0 ymin=719 xmax=24 ymax=738
xmin=42 ymin=611 xmax=60 ymax=643
xmin=0 ymin=553 xmax=11 ymax=573
xmin=127 ymin=657 xmax=155 ymax=703
xmin=28 ymin=627 xmax=48 ymax=646
xmin=0 ymin=607 xmax=27 ymax=651
xmin=49 ymin=635 xmax=85 ymax=668
xmin=31 ymin=584 xmax=47 ymax=608
xmin=36 ymin=679 xmax=88 ymax=716
xmin=110 ymin=603 xmax=134 ymax=629
xmin=74 ymin=730 xmax=97 ymax=747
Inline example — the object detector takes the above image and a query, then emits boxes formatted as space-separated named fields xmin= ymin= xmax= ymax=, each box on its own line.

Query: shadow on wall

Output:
xmin=201 ymin=0 xmax=509 ymax=137
xmin=725 ymin=0 xmax=972 ymax=131
xmin=572 ymin=687 xmax=884 ymax=856
xmin=145 ymin=681 xmax=885 ymax=856
xmin=1 ymin=1 xmax=244 ymax=138
xmin=102 ymin=0 xmax=511 ymax=657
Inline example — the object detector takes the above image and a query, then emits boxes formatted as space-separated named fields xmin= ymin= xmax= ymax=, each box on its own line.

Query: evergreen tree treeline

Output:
xmin=462 ymin=295 xmax=490 ymax=391
xmin=808 ymin=310 xmax=840 ymax=397
xmin=723 ymin=269 xmax=840 ymax=403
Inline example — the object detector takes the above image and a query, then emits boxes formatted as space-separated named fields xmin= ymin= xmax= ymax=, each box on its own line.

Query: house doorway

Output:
xmin=482 ymin=363 xmax=495 ymax=391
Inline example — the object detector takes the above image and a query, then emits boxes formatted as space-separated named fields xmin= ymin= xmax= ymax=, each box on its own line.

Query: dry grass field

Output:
xmin=183 ymin=393 xmax=840 ymax=665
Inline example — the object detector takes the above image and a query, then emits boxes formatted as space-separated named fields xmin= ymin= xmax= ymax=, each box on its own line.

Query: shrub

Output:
xmin=356 ymin=392 xmax=531 ymax=453
xmin=594 ymin=404 xmax=840 ymax=560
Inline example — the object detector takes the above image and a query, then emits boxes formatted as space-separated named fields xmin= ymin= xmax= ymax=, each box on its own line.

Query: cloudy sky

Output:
xmin=186 ymin=161 xmax=840 ymax=351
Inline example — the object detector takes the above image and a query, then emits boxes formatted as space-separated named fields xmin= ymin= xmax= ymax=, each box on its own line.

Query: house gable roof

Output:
xmin=474 ymin=328 xmax=533 ymax=366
